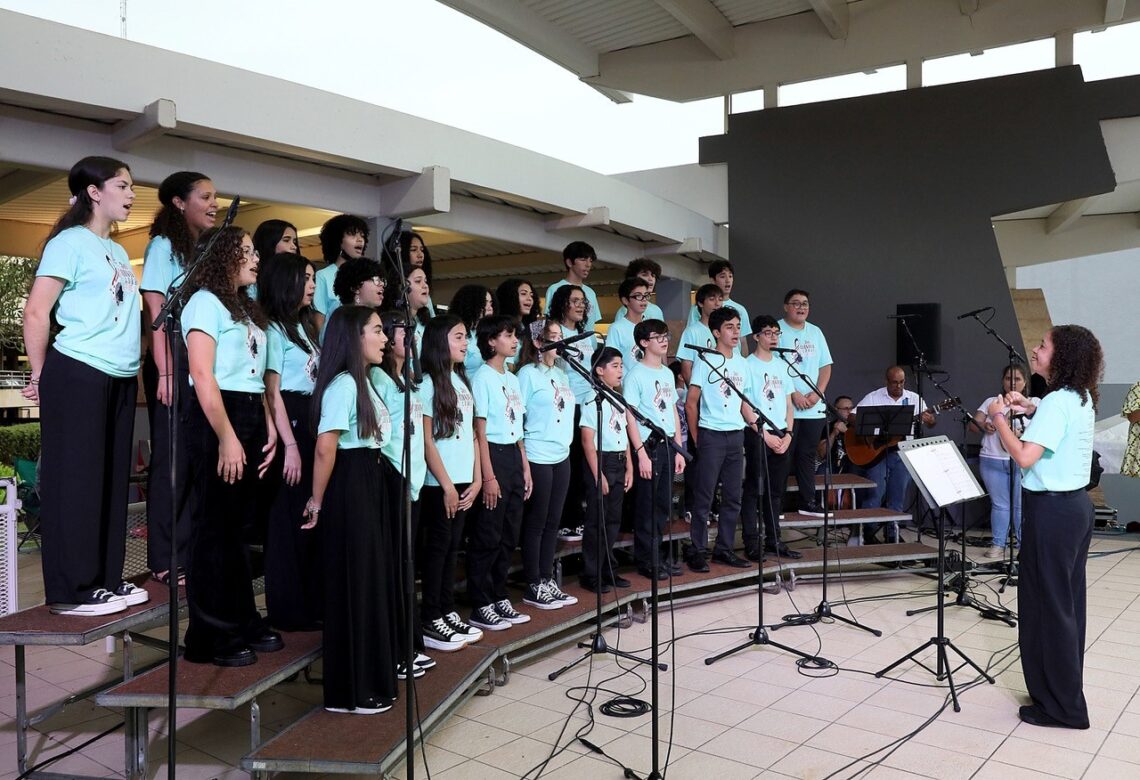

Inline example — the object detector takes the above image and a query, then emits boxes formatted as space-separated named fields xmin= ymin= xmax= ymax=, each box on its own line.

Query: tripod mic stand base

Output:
xmin=547 ymin=633 xmax=664 ymax=682
xmin=773 ymin=600 xmax=883 ymax=637
xmin=875 ymin=635 xmax=995 ymax=712
xmin=704 ymin=625 xmax=816 ymax=666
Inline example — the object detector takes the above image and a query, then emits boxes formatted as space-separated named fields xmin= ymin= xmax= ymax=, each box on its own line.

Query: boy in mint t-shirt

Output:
xmin=605 ymin=277 xmax=651 ymax=368
xmin=678 ymin=283 xmax=723 ymax=385
xmin=684 ymin=308 xmax=759 ymax=572
xmin=687 ymin=261 xmax=751 ymax=355
xmin=545 ymin=240 xmax=601 ymax=331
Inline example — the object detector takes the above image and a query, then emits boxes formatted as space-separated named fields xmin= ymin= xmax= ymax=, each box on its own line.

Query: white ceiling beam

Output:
xmin=652 ymin=0 xmax=735 ymax=60
xmin=1045 ymin=196 xmax=1098 ymax=234
xmin=544 ymin=206 xmax=610 ymax=231
xmin=1105 ymin=0 xmax=1127 ymax=23
xmin=808 ymin=0 xmax=850 ymax=40
xmin=0 ymin=169 xmax=59 ymax=205
xmin=377 ymin=166 xmax=451 ymax=218
xmin=111 ymin=98 xmax=176 ymax=152
xmin=434 ymin=0 xmax=600 ymax=76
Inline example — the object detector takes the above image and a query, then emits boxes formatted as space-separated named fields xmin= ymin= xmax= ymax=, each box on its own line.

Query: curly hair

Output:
xmin=150 ymin=171 xmax=210 ymax=268
xmin=448 ymin=284 xmax=494 ymax=333
xmin=496 ymin=278 xmax=538 ymax=322
xmin=319 ymin=214 xmax=369 ymax=263
xmin=547 ymin=284 xmax=588 ymax=333
xmin=1046 ymin=325 xmax=1103 ymax=410
xmin=184 ymin=226 xmax=268 ymax=330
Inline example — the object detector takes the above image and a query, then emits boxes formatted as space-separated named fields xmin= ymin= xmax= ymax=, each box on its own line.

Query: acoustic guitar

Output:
xmin=843 ymin=397 xmax=959 ymax=467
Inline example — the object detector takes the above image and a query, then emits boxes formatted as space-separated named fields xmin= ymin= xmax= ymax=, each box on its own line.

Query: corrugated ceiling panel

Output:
xmin=524 ymin=0 xmax=689 ymax=51
xmin=713 ymin=0 xmax=815 ymax=27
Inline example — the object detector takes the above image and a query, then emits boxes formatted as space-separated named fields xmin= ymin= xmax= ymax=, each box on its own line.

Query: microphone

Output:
xmin=540 ymin=331 xmax=597 ymax=353
xmin=221 ymin=195 xmax=240 ymax=228
xmin=888 ymin=314 xmax=921 ymax=320
xmin=957 ymin=306 xmax=993 ymax=320
xmin=771 ymin=347 xmax=800 ymax=355
xmin=683 ymin=343 xmax=719 ymax=356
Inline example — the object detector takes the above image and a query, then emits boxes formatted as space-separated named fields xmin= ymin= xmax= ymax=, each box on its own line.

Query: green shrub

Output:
xmin=0 ymin=423 xmax=40 ymax=466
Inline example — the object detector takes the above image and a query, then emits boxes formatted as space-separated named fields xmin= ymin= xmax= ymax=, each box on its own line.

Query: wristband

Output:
xmin=286 ymin=442 xmax=298 ymax=449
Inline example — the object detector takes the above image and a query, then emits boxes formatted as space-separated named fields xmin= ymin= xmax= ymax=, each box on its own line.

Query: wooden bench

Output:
xmin=95 ymin=629 xmax=321 ymax=780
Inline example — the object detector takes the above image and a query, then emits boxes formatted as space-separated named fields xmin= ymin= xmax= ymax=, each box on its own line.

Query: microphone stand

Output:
xmin=896 ymin=316 xmax=940 ymax=538
xmin=771 ymin=353 xmax=881 ymax=637
xmin=693 ymin=350 xmax=816 ymax=666
xmin=962 ymin=311 xmax=1027 ymax=593
xmin=151 ymin=205 xmax=238 ymax=779
xmin=548 ymin=347 xmax=659 ymax=679
xmin=381 ymin=220 xmax=418 ymax=779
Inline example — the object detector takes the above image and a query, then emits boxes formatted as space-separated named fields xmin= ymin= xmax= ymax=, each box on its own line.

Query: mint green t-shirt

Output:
xmin=139 ymin=235 xmax=182 ymax=295
xmin=318 ymin=371 xmax=390 ymax=450
xmin=463 ymin=331 xmax=485 ymax=377
xmin=581 ymin=392 xmax=629 ymax=453
xmin=1020 ymin=388 xmax=1095 ymax=492
xmin=312 ymin=262 xmax=339 ymax=317
xmin=605 ymin=316 xmax=641 ymax=368
xmin=421 ymin=371 xmax=476 ymax=486
xmin=266 ymin=323 xmax=318 ymax=394
xmin=691 ymin=352 xmax=752 ymax=431
xmin=372 ymin=368 xmax=427 ymax=499
xmin=688 ymin=298 xmax=752 ymax=342
xmin=37 ymin=226 xmax=141 ymax=378
xmin=559 ymin=323 xmax=597 ymax=405
xmin=615 ymin=301 xmax=664 ymax=323
xmin=546 ymin=279 xmax=601 ymax=331
xmin=517 ymin=362 xmax=575 ymax=464
xmin=745 ymin=353 xmax=792 ymax=433
xmin=624 ymin=362 xmax=678 ymax=441
xmin=778 ymin=319 xmax=833 ymax=420
xmin=181 ymin=290 xmax=267 ymax=392
xmin=471 ymin=363 xmax=525 ymax=445
xmin=676 ymin=320 xmax=715 ymax=366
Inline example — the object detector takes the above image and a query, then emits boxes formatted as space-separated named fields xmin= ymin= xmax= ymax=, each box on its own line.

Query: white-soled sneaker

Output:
xmin=494 ymin=599 xmax=531 ymax=625
xmin=557 ymin=527 xmax=583 ymax=542
xmin=114 ymin=581 xmax=150 ymax=606
xmin=397 ymin=662 xmax=425 ymax=680
xmin=544 ymin=579 xmax=578 ymax=606
xmin=444 ymin=611 xmax=483 ymax=642
xmin=422 ymin=617 xmax=467 ymax=652
xmin=414 ymin=652 xmax=436 ymax=670
xmin=523 ymin=582 xmax=561 ymax=610
xmin=470 ymin=604 xmax=510 ymax=631
xmin=50 ymin=589 xmax=128 ymax=617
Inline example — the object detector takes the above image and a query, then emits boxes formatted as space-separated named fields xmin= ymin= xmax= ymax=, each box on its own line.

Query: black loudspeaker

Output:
xmin=895 ymin=303 xmax=941 ymax=366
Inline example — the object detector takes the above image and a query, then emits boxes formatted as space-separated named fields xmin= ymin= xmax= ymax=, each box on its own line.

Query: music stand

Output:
xmin=853 ymin=404 xmax=915 ymax=439
xmin=874 ymin=436 xmax=994 ymax=711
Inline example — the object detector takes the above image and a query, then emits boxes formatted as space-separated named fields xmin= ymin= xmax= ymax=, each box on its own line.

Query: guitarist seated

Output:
xmin=848 ymin=366 xmax=936 ymax=544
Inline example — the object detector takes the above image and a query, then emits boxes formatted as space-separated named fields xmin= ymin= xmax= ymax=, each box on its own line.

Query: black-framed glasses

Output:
xmin=628 ymin=293 xmax=651 ymax=302
xmin=787 ymin=300 xmax=809 ymax=308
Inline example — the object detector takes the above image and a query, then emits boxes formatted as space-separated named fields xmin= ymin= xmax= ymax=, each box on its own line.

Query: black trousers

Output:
xmin=560 ymin=405 xmax=586 ymax=530
xmin=39 ymin=348 xmax=136 ymax=605
xmin=419 ymin=482 xmax=469 ymax=622
xmin=466 ymin=444 xmax=525 ymax=608
xmin=322 ymin=450 xmax=398 ymax=708
xmin=583 ymin=451 xmax=626 ymax=584
xmin=265 ymin=391 xmax=322 ymax=631
xmin=142 ymin=349 xmax=193 ymax=574
xmin=633 ymin=442 xmax=672 ymax=571
xmin=382 ymin=461 xmax=424 ymax=656
xmin=790 ymin=417 xmax=826 ymax=508
xmin=1019 ymin=489 xmax=1094 ymax=728
xmin=522 ymin=458 xmax=570 ymax=584
xmin=183 ymin=392 xmax=267 ymax=661
xmin=742 ymin=428 xmax=791 ymax=550
xmin=690 ymin=428 xmax=744 ymax=556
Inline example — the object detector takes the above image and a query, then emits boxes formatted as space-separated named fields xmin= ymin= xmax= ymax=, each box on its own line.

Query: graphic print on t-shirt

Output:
xmin=502 ymin=384 xmax=524 ymax=427
xmin=245 ymin=324 xmax=265 ymax=360
xmin=106 ymin=254 xmax=139 ymax=319
xmin=763 ymin=373 xmax=778 ymax=402
xmin=653 ymin=381 xmax=670 ymax=413
xmin=550 ymin=378 xmax=573 ymax=413
xmin=305 ymin=350 xmax=318 ymax=384
xmin=607 ymin=405 xmax=624 ymax=436
xmin=456 ymin=383 xmax=474 ymax=434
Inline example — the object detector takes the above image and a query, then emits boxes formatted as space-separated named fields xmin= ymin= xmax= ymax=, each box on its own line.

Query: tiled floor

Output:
xmin=4 ymin=530 xmax=1140 ymax=779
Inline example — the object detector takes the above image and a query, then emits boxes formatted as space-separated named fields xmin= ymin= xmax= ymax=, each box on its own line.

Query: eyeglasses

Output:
xmin=836 ymin=406 xmax=854 ymax=412
xmin=759 ymin=329 xmax=782 ymax=337
xmin=241 ymin=247 xmax=259 ymax=259
xmin=647 ymin=333 xmax=670 ymax=343
xmin=369 ymin=276 xmax=387 ymax=288
xmin=787 ymin=300 xmax=809 ymax=308
xmin=627 ymin=293 xmax=651 ymax=302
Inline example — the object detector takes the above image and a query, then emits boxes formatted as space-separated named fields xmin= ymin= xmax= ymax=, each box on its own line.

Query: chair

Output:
xmin=14 ymin=457 xmax=40 ymax=550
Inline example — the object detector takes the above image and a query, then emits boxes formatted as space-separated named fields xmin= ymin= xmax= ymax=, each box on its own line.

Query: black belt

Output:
xmin=1023 ymin=487 xmax=1086 ymax=497
xmin=602 ymin=451 xmax=627 ymax=463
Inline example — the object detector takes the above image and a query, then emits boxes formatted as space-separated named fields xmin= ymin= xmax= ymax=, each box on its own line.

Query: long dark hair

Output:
xmin=400 ymin=230 xmax=433 ymax=282
xmin=252 ymin=219 xmax=298 ymax=263
xmin=548 ymin=284 xmax=587 ymax=334
xmin=421 ymin=314 xmax=469 ymax=440
xmin=517 ymin=318 xmax=557 ymax=366
xmin=448 ymin=284 xmax=494 ymax=333
xmin=184 ymin=226 xmax=268 ymax=329
xmin=149 ymin=171 xmax=210 ymax=268
xmin=379 ymin=309 xmax=421 ymax=392
xmin=496 ymin=278 xmax=538 ymax=323
xmin=45 ymin=156 xmax=130 ymax=244
xmin=397 ymin=265 xmax=432 ymax=326
xmin=1046 ymin=325 xmax=1103 ymax=410
xmin=312 ymin=306 xmax=383 ymax=441
xmin=258 ymin=252 xmax=319 ymax=353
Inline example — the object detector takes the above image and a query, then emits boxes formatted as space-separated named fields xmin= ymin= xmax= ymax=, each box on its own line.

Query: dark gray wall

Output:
xmin=700 ymin=67 xmax=1116 ymax=438
xmin=1098 ymin=383 xmax=1140 ymax=524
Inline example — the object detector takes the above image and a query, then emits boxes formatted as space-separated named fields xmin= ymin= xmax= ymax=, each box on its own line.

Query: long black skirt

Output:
xmin=265 ymin=391 xmax=322 ymax=631
xmin=322 ymin=449 xmax=399 ymax=709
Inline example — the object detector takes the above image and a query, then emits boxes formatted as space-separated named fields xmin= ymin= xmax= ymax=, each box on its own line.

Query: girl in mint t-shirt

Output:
xmin=139 ymin=171 xmax=218 ymax=584
xmin=260 ymin=253 xmax=322 ymax=631
xmin=181 ymin=226 xmax=278 ymax=668
xmin=308 ymin=306 xmax=400 ymax=714
xmin=24 ymin=156 xmax=147 ymax=617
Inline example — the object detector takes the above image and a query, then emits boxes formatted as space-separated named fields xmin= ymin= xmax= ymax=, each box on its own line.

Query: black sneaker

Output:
xmin=423 ymin=617 xmax=468 ymax=652
xmin=524 ymin=582 xmax=561 ymax=610
xmin=494 ymin=599 xmax=531 ymax=625
xmin=580 ymin=577 xmax=612 ymax=594
xmin=414 ymin=652 xmax=436 ymax=670
xmin=544 ymin=579 xmax=578 ymax=606
xmin=397 ymin=662 xmax=425 ymax=680
xmin=557 ymin=527 xmax=583 ymax=542
xmin=470 ymin=604 xmax=511 ymax=631
xmin=113 ymin=581 xmax=150 ymax=606
xmin=49 ymin=588 xmax=127 ymax=617
xmin=607 ymin=575 xmax=632 ymax=589
xmin=444 ymin=611 xmax=484 ymax=642
xmin=799 ymin=503 xmax=827 ymax=518
xmin=326 ymin=697 xmax=393 ymax=715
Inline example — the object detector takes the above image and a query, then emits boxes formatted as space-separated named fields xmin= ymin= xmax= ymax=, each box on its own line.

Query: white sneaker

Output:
xmin=422 ymin=617 xmax=468 ymax=652
xmin=114 ymin=581 xmax=150 ymax=606
xmin=984 ymin=545 xmax=1005 ymax=559
xmin=50 ymin=589 xmax=128 ymax=617
xmin=544 ymin=579 xmax=578 ymax=606
xmin=444 ymin=611 xmax=483 ymax=643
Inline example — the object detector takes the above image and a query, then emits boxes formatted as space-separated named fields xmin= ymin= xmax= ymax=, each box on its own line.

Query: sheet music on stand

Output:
xmin=898 ymin=435 xmax=985 ymax=509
